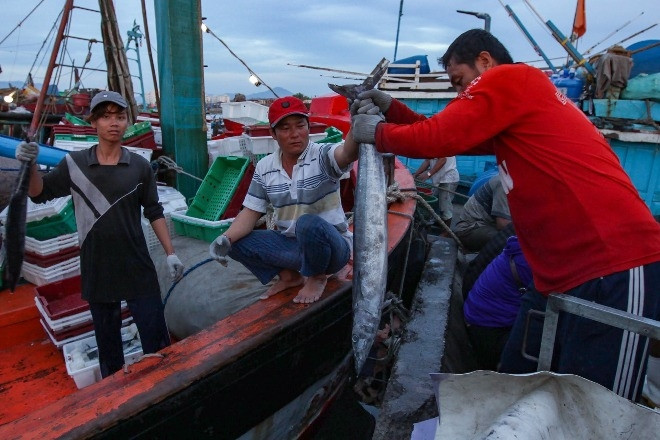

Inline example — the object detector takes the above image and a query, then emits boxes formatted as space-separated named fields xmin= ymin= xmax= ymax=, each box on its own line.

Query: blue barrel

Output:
xmin=468 ymin=168 xmax=498 ymax=196
xmin=0 ymin=134 xmax=67 ymax=167
xmin=552 ymin=69 xmax=584 ymax=102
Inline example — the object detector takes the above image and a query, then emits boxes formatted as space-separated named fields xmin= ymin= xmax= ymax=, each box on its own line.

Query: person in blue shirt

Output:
xmin=463 ymin=235 xmax=532 ymax=370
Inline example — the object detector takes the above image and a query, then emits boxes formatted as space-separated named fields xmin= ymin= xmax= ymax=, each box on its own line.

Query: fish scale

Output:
xmin=351 ymin=143 xmax=388 ymax=373
xmin=4 ymin=161 xmax=31 ymax=292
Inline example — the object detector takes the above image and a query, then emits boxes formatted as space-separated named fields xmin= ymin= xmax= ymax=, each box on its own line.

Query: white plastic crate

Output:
xmin=141 ymin=186 xmax=187 ymax=252
xmin=41 ymin=319 xmax=95 ymax=350
xmin=36 ymin=298 xmax=128 ymax=334
xmin=207 ymin=132 xmax=330 ymax=163
xmin=126 ymin=146 xmax=153 ymax=161
xmin=63 ymin=323 xmax=143 ymax=388
xmin=221 ymin=101 xmax=269 ymax=125
xmin=208 ymin=135 xmax=252 ymax=159
xmin=25 ymin=233 xmax=79 ymax=256
xmin=50 ymin=140 xmax=152 ymax=162
xmin=22 ymin=257 xmax=81 ymax=286
xmin=0 ymin=196 xmax=71 ymax=224
xmin=54 ymin=139 xmax=97 ymax=151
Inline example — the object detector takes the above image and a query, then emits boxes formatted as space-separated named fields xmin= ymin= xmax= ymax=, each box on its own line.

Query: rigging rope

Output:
xmin=27 ymin=13 xmax=61 ymax=84
xmin=0 ymin=0 xmax=47 ymax=46
xmin=156 ymin=156 xmax=204 ymax=182
xmin=387 ymin=181 xmax=465 ymax=250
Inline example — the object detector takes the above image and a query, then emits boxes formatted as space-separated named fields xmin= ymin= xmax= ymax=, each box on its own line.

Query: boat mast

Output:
xmin=393 ymin=0 xmax=404 ymax=61
xmin=522 ymin=0 xmax=596 ymax=75
xmin=498 ymin=1 xmax=556 ymax=71
xmin=125 ymin=21 xmax=147 ymax=111
xmin=28 ymin=0 xmax=74 ymax=141
xmin=154 ymin=0 xmax=207 ymax=200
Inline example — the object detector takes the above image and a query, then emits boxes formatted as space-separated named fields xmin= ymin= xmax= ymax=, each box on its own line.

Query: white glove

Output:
xmin=351 ymin=113 xmax=384 ymax=144
xmin=15 ymin=141 xmax=39 ymax=164
xmin=166 ymin=254 xmax=184 ymax=282
xmin=209 ymin=234 xmax=231 ymax=266
xmin=350 ymin=89 xmax=392 ymax=116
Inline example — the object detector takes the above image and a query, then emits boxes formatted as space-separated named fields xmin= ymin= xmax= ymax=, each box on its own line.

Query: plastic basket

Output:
xmin=54 ymin=133 xmax=99 ymax=143
xmin=35 ymin=274 xmax=86 ymax=320
xmin=64 ymin=113 xmax=91 ymax=126
xmin=0 ymin=196 xmax=71 ymax=224
xmin=221 ymin=102 xmax=269 ymax=125
xmin=170 ymin=212 xmax=233 ymax=243
xmin=53 ymin=139 xmax=98 ymax=151
xmin=25 ymin=199 xmax=77 ymax=240
xmin=25 ymin=246 xmax=80 ymax=268
xmin=186 ymin=156 xmax=250 ymax=221
xmin=122 ymin=121 xmax=152 ymax=140
xmin=141 ymin=186 xmax=187 ymax=252
xmin=63 ymin=323 xmax=143 ymax=388
xmin=318 ymin=126 xmax=343 ymax=143
xmin=22 ymin=257 xmax=80 ymax=286
xmin=25 ymin=233 xmax=79 ymax=256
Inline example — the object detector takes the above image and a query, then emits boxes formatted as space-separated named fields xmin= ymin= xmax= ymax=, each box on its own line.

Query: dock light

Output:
xmin=248 ymin=74 xmax=262 ymax=87
xmin=3 ymin=91 xmax=16 ymax=103
xmin=200 ymin=22 xmax=279 ymax=97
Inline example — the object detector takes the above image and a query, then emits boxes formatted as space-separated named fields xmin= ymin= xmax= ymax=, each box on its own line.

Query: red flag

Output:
xmin=572 ymin=0 xmax=586 ymax=38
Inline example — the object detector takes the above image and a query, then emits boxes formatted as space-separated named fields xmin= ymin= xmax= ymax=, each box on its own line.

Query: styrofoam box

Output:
xmin=0 ymin=196 xmax=71 ymax=224
xmin=221 ymin=101 xmax=269 ymax=124
xmin=63 ymin=323 xmax=143 ymax=388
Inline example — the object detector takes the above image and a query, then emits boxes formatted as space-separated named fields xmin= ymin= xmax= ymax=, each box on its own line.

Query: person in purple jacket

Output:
xmin=463 ymin=235 xmax=532 ymax=370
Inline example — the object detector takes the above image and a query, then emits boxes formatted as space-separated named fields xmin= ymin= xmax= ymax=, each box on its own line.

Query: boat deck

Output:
xmin=0 ymin=284 xmax=78 ymax=425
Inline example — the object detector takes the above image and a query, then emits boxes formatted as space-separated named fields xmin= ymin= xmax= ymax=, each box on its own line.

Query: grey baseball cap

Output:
xmin=90 ymin=90 xmax=128 ymax=111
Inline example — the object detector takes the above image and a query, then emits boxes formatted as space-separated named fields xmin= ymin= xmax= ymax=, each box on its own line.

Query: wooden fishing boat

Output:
xmin=0 ymin=147 xmax=421 ymax=438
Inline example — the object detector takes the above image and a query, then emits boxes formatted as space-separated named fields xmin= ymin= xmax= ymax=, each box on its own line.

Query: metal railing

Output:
xmin=537 ymin=293 xmax=660 ymax=371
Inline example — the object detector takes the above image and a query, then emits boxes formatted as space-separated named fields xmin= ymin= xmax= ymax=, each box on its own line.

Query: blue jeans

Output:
xmin=90 ymin=295 xmax=171 ymax=378
xmin=228 ymin=214 xmax=351 ymax=284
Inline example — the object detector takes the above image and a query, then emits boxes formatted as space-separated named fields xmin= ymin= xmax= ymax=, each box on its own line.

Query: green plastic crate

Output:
xmin=122 ymin=121 xmax=152 ymax=140
xmin=186 ymin=156 xmax=250 ymax=221
xmin=318 ymin=126 xmax=343 ymax=143
xmin=26 ymin=199 xmax=77 ymax=240
xmin=65 ymin=113 xmax=91 ymax=126
xmin=55 ymin=134 xmax=99 ymax=142
xmin=170 ymin=212 xmax=232 ymax=243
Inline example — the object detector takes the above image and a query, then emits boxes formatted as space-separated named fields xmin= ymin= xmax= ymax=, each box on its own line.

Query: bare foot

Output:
xmin=259 ymin=269 xmax=304 ymax=300
xmin=293 ymin=274 xmax=328 ymax=304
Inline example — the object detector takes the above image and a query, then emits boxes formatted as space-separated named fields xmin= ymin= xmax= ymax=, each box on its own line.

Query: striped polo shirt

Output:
xmin=243 ymin=140 xmax=352 ymax=247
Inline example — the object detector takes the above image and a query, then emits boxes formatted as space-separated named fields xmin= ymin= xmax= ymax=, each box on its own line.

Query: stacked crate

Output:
xmin=141 ymin=185 xmax=188 ymax=252
xmin=0 ymin=196 xmax=80 ymax=286
xmin=52 ymin=114 xmax=158 ymax=160
xmin=170 ymin=156 xmax=250 ymax=242
xmin=34 ymin=275 xmax=131 ymax=349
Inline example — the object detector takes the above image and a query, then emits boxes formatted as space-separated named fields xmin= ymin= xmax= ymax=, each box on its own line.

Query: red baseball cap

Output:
xmin=268 ymin=96 xmax=308 ymax=128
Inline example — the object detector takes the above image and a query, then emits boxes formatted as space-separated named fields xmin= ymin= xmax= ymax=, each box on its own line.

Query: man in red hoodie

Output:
xmin=350 ymin=29 xmax=660 ymax=401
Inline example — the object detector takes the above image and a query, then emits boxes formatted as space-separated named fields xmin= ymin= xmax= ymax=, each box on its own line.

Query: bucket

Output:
xmin=71 ymin=93 xmax=90 ymax=107
xmin=416 ymin=192 xmax=438 ymax=223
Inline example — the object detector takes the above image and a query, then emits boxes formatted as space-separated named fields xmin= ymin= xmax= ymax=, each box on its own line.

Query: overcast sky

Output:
xmin=1 ymin=0 xmax=658 ymax=99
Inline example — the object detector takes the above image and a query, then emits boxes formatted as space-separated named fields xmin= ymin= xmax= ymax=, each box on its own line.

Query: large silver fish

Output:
xmin=328 ymin=58 xmax=389 ymax=373
xmin=4 ymin=160 xmax=31 ymax=292
xmin=351 ymin=143 xmax=388 ymax=373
